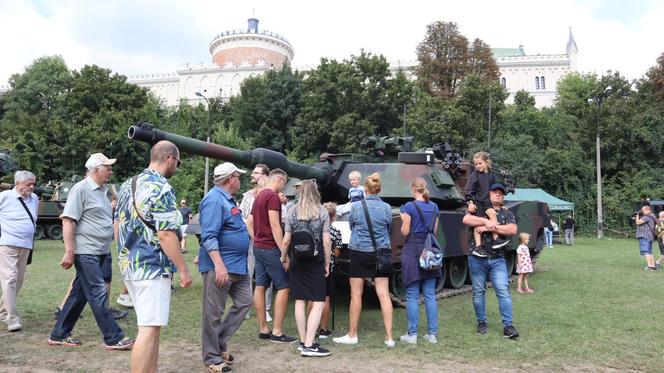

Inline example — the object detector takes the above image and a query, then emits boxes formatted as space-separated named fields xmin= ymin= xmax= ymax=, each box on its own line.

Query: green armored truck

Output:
xmin=128 ymin=123 xmax=548 ymax=303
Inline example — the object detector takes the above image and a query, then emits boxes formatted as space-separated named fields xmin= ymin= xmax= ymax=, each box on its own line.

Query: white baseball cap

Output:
xmin=85 ymin=153 xmax=116 ymax=170
xmin=213 ymin=162 xmax=246 ymax=180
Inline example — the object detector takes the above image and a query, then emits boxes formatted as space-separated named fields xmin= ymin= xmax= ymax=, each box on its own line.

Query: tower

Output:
xmin=566 ymin=27 xmax=578 ymax=70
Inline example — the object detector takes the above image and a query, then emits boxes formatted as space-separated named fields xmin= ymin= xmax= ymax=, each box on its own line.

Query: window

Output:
xmin=501 ymin=77 xmax=506 ymax=88
xmin=541 ymin=76 xmax=546 ymax=90
xmin=535 ymin=77 xmax=540 ymax=90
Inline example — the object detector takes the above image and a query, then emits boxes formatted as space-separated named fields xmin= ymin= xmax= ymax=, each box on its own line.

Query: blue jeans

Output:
xmin=544 ymin=228 xmax=553 ymax=247
xmin=405 ymin=277 xmax=438 ymax=335
xmin=468 ymin=255 xmax=513 ymax=326
xmin=50 ymin=254 xmax=124 ymax=345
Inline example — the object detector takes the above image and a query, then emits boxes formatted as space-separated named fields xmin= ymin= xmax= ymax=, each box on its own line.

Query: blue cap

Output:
xmin=489 ymin=183 xmax=506 ymax=194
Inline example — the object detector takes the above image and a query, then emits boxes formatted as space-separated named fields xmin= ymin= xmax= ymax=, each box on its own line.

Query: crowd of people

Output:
xmin=1 ymin=145 xmax=536 ymax=372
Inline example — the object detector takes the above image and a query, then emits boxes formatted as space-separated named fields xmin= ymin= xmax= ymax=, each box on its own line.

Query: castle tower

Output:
xmin=209 ymin=18 xmax=294 ymax=68
xmin=566 ymin=27 xmax=578 ymax=70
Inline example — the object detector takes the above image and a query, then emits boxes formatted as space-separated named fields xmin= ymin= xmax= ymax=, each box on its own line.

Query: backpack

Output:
xmin=290 ymin=218 xmax=321 ymax=259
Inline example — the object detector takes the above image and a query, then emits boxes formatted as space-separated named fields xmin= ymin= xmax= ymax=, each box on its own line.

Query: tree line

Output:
xmin=1 ymin=21 xmax=663 ymax=234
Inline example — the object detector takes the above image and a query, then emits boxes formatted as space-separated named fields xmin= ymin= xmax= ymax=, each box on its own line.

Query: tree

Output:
xmin=513 ymin=90 xmax=536 ymax=107
xmin=647 ymin=51 xmax=664 ymax=102
xmin=416 ymin=21 xmax=499 ymax=99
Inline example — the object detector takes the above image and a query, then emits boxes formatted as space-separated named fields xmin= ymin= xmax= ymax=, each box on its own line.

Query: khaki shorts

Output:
xmin=125 ymin=275 xmax=171 ymax=326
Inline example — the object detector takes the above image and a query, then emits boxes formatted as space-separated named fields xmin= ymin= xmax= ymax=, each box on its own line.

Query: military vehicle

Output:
xmin=128 ymin=122 xmax=548 ymax=303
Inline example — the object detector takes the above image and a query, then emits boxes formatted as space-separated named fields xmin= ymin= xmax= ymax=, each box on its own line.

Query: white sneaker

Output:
xmin=266 ymin=311 xmax=272 ymax=322
xmin=384 ymin=339 xmax=395 ymax=348
xmin=423 ymin=334 xmax=438 ymax=344
xmin=116 ymin=294 xmax=133 ymax=308
xmin=332 ymin=334 xmax=358 ymax=344
xmin=399 ymin=334 xmax=417 ymax=344
xmin=7 ymin=322 xmax=21 ymax=332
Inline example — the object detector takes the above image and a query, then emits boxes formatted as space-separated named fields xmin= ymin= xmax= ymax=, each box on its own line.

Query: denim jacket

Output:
xmin=349 ymin=195 xmax=392 ymax=252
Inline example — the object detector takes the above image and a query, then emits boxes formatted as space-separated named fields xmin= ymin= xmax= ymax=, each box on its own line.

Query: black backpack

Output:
xmin=290 ymin=219 xmax=321 ymax=259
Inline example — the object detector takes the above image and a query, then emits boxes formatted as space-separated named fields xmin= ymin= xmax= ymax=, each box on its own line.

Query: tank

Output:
xmin=128 ymin=122 xmax=548 ymax=303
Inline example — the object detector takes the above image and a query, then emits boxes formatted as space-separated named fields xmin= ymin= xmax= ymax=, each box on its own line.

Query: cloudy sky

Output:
xmin=1 ymin=0 xmax=662 ymax=85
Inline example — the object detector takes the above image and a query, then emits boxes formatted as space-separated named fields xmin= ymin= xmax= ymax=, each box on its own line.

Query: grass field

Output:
xmin=0 ymin=237 xmax=662 ymax=372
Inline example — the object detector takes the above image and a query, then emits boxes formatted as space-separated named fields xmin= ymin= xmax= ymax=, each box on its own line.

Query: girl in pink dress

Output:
xmin=516 ymin=233 xmax=534 ymax=293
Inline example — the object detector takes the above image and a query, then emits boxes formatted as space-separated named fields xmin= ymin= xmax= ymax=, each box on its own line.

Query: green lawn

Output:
xmin=2 ymin=237 xmax=662 ymax=371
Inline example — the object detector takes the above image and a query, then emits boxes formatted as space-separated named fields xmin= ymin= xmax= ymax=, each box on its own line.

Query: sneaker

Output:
xmin=105 ymin=336 xmax=135 ymax=351
xmin=266 ymin=311 xmax=272 ymax=322
xmin=656 ymin=263 xmax=662 ymax=269
xmin=258 ymin=330 xmax=272 ymax=340
xmin=422 ymin=334 xmax=438 ymax=344
xmin=645 ymin=266 xmax=657 ymax=271
xmin=318 ymin=329 xmax=332 ymax=339
xmin=477 ymin=321 xmax=488 ymax=334
xmin=207 ymin=362 xmax=232 ymax=373
xmin=297 ymin=342 xmax=304 ymax=352
xmin=470 ymin=244 xmax=489 ymax=258
xmin=399 ymin=334 xmax=417 ymax=344
xmin=503 ymin=325 xmax=519 ymax=339
xmin=384 ymin=339 xmax=395 ymax=348
xmin=48 ymin=336 xmax=82 ymax=347
xmin=109 ymin=307 xmax=129 ymax=320
xmin=116 ymin=294 xmax=133 ymax=308
xmin=492 ymin=238 xmax=511 ymax=249
xmin=270 ymin=333 xmax=297 ymax=344
xmin=7 ymin=322 xmax=22 ymax=332
xmin=53 ymin=307 xmax=60 ymax=320
xmin=301 ymin=343 xmax=331 ymax=357
xmin=332 ymin=334 xmax=358 ymax=345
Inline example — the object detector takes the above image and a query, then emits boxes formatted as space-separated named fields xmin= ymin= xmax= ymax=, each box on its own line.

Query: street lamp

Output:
xmin=588 ymin=85 xmax=612 ymax=239
xmin=195 ymin=91 xmax=211 ymax=194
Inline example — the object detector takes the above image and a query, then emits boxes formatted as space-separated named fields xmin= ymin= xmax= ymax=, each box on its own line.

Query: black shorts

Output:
xmin=473 ymin=200 xmax=493 ymax=217
xmin=349 ymin=250 xmax=389 ymax=278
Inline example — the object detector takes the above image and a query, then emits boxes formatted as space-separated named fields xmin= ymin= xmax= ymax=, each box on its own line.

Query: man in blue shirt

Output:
xmin=199 ymin=162 xmax=251 ymax=372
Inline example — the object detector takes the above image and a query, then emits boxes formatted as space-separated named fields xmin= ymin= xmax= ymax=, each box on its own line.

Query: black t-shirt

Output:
xmin=179 ymin=207 xmax=193 ymax=225
xmin=468 ymin=206 xmax=516 ymax=257
xmin=564 ymin=217 xmax=575 ymax=230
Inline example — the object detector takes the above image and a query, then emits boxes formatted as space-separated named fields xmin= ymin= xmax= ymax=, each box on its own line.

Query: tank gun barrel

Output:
xmin=128 ymin=122 xmax=330 ymax=185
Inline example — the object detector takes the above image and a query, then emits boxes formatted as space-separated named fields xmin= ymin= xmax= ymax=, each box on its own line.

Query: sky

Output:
xmin=1 ymin=0 xmax=662 ymax=86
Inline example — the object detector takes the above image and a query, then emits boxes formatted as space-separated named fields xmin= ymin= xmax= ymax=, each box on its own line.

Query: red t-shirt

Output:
xmin=251 ymin=188 xmax=282 ymax=249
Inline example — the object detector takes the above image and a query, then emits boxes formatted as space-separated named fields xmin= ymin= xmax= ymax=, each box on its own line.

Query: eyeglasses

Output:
xmin=170 ymin=155 xmax=182 ymax=167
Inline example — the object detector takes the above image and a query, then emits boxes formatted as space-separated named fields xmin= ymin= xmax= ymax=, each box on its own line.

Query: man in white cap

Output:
xmin=199 ymin=162 xmax=252 ymax=372
xmin=49 ymin=153 xmax=134 ymax=350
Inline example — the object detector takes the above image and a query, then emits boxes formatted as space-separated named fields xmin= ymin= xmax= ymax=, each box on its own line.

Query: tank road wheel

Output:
xmin=33 ymin=225 xmax=45 ymax=240
xmin=444 ymin=256 xmax=468 ymax=289
xmin=435 ymin=265 xmax=446 ymax=295
xmin=504 ymin=250 xmax=516 ymax=275
xmin=389 ymin=264 xmax=406 ymax=305
xmin=47 ymin=224 xmax=63 ymax=240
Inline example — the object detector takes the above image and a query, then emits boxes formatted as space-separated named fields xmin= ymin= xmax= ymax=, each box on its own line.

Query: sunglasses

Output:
xmin=170 ymin=155 xmax=182 ymax=167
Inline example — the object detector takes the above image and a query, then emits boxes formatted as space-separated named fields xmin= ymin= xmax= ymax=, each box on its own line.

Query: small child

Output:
xmin=347 ymin=170 xmax=364 ymax=202
xmin=465 ymin=152 xmax=507 ymax=256
xmin=516 ymin=233 xmax=534 ymax=293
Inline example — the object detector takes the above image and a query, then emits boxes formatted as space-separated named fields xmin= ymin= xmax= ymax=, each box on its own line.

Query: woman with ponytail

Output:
xmin=398 ymin=177 xmax=441 ymax=344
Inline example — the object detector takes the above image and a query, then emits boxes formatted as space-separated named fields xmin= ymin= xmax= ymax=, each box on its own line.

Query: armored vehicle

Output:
xmin=128 ymin=123 xmax=547 ymax=302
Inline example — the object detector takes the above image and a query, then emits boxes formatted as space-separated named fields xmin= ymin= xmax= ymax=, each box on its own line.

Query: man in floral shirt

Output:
xmin=115 ymin=140 xmax=192 ymax=373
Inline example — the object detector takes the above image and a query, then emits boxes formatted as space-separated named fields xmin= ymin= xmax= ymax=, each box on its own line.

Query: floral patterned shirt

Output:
xmin=115 ymin=169 xmax=180 ymax=280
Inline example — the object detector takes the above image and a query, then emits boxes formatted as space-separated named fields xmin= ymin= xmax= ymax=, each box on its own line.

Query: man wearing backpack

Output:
xmin=199 ymin=162 xmax=252 ymax=372
xmin=635 ymin=205 xmax=658 ymax=271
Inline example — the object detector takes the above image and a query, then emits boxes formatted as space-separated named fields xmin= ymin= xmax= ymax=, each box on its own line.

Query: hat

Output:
xmin=489 ymin=183 xmax=506 ymax=194
xmin=85 ymin=153 xmax=116 ymax=170
xmin=213 ymin=162 xmax=246 ymax=180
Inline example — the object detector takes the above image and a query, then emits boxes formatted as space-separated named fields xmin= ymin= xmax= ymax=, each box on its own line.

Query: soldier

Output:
xmin=49 ymin=153 xmax=134 ymax=350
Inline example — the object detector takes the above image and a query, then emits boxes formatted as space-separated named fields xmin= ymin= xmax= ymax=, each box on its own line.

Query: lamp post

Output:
xmin=487 ymin=91 xmax=492 ymax=151
xmin=195 ymin=91 xmax=211 ymax=194
xmin=588 ymin=85 xmax=612 ymax=239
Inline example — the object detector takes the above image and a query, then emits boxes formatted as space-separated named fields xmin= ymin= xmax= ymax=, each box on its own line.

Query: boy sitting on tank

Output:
xmin=335 ymin=170 xmax=364 ymax=216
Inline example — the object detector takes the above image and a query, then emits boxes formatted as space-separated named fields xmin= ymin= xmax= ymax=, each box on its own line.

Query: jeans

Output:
xmin=544 ymin=228 xmax=553 ymax=247
xmin=50 ymin=254 xmax=124 ymax=345
xmin=565 ymin=229 xmax=575 ymax=245
xmin=405 ymin=277 xmax=438 ymax=335
xmin=468 ymin=255 xmax=513 ymax=326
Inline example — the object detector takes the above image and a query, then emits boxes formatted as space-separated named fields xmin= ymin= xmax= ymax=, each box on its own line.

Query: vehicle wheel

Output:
xmin=47 ymin=224 xmax=63 ymax=240
xmin=389 ymin=265 xmax=406 ymax=303
xmin=34 ymin=225 xmax=45 ymax=240
xmin=444 ymin=256 xmax=468 ymax=289
xmin=435 ymin=265 xmax=446 ymax=294
xmin=504 ymin=250 xmax=516 ymax=275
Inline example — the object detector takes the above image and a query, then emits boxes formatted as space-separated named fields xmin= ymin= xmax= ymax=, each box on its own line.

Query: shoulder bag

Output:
xmin=360 ymin=199 xmax=393 ymax=275
xmin=16 ymin=197 xmax=36 ymax=265
xmin=412 ymin=202 xmax=443 ymax=271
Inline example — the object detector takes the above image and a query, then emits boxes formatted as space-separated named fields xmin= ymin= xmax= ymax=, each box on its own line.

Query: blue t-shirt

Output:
xmin=348 ymin=186 xmax=365 ymax=203
xmin=400 ymin=200 xmax=439 ymax=237
xmin=198 ymin=186 xmax=250 ymax=275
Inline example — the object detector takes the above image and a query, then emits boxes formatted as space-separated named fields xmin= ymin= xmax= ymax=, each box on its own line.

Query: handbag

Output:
xmin=360 ymin=199 xmax=393 ymax=275
xmin=412 ymin=202 xmax=443 ymax=271
xmin=16 ymin=197 xmax=36 ymax=265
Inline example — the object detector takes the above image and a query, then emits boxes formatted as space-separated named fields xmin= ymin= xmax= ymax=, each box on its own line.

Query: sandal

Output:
xmin=516 ymin=288 xmax=525 ymax=293
xmin=525 ymin=288 xmax=534 ymax=293
xmin=221 ymin=352 xmax=234 ymax=365
xmin=208 ymin=362 xmax=232 ymax=373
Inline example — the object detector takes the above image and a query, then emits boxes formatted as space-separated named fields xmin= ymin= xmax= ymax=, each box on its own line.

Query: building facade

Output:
xmin=127 ymin=19 xmax=578 ymax=108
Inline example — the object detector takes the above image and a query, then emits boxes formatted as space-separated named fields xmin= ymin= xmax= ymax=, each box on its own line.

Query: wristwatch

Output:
xmin=280 ymin=257 xmax=286 ymax=263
